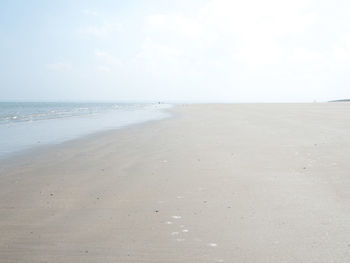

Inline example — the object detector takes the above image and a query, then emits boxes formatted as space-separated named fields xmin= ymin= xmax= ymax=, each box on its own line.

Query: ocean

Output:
xmin=0 ymin=102 xmax=171 ymax=159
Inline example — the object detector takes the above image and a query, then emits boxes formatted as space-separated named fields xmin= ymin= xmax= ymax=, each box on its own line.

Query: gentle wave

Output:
xmin=0 ymin=102 xmax=156 ymax=124
xmin=0 ymin=102 xmax=172 ymax=158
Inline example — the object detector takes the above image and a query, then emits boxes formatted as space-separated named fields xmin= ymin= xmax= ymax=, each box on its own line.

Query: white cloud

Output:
xmin=93 ymin=49 xmax=123 ymax=72
xmin=97 ymin=65 xmax=111 ymax=73
xmin=128 ymin=0 xmax=350 ymax=101
xmin=80 ymin=21 xmax=123 ymax=38
xmin=94 ymin=49 xmax=108 ymax=58
xmin=136 ymin=37 xmax=184 ymax=60
xmin=146 ymin=14 xmax=203 ymax=37
xmin=142 ymin=0 xmax=322 ymax=70
xmin=82 ymin=9 xmax=98 ymax=16
xmin=61 ymin=1 xmax=350 ymax=101
xmin=46 ymin=62 xmax=72 ymax=71
xmin=199 ymin=0 xmax=318 ymax=36
xmin=290 ymin=48 xmax=325 ymax=62
xmin=232 ymin=39 xmax=282 ymax=66
xmin=132 ymin=37 xmax=188 ymax=76
xmin=333 ymin=35 xmax=350 ymax=61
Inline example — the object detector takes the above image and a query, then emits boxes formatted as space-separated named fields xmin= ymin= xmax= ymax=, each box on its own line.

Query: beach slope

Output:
xmin=1 ymin=104 xmax=350 ymax=262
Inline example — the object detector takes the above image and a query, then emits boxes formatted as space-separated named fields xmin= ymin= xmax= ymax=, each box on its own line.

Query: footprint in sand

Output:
xmin=165 ymin=221 xmax=173 ymax=225
xmin=182 ymin=229 xmax=189 ymax=233
xmin=171 ymin=215 xmax=182 ymax=219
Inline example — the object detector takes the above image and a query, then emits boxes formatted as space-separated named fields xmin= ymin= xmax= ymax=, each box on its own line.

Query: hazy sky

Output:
xmin=1 ymin=0 xmax=350 ymax=102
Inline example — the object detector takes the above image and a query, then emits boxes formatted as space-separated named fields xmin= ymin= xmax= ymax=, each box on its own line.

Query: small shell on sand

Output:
xmin=208 ymin=243 xmax=218 ymax=247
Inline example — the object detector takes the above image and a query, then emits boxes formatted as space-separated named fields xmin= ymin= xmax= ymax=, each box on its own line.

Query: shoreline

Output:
xmin=1 ymin=103 xmax=350 ymax=262
xmin=0 ymin=103 xmax=174 ymax=164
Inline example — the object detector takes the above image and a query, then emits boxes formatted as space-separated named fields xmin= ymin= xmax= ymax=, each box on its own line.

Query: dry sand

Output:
xmin=0 ymin=103 xmax=350 ymax=262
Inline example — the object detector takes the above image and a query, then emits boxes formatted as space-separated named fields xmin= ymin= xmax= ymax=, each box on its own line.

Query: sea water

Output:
xmin=0 ymin=102 xmax=171 ymax=158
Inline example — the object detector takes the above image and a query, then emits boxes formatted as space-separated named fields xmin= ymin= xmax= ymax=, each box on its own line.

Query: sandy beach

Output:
xmin=0 ymin=103 xmax=350 ymax=263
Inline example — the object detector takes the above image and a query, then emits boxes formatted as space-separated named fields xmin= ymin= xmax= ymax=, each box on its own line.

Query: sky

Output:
xmin=1 ymin=0 xmax=350 ymax=102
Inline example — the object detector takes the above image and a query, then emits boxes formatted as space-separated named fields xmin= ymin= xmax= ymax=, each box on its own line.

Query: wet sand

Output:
xmin=1 ymin=103 xmax=350 ymax=262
